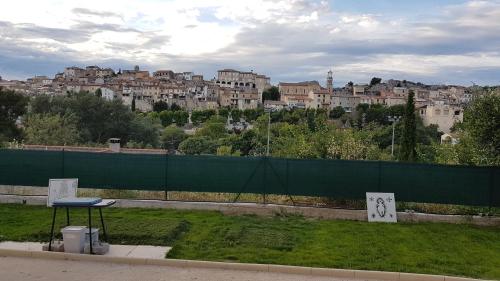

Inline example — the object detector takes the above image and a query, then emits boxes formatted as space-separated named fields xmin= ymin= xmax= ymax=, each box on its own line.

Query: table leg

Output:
xmin=66 ymin=207 xmax=70 ymax=226
xmin=48 ymin=207 xmax=57 ymax=251
xmin=98 ymin=208 xmax=107 ymax=242
xmin=88 ymin=207 xmax=93 ymax=254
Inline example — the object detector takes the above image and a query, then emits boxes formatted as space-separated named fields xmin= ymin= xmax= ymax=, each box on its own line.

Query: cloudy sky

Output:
xmin=1 ymin=0 xmax=500 ymax=86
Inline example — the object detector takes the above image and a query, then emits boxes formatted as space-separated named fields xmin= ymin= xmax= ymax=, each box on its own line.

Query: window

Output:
xmin=434 ymin=109 xmax=441 ymax=115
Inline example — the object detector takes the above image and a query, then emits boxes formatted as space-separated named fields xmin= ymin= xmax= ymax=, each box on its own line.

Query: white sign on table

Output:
xmin=47 ymin=178 xmax=78 ymax=207
xmin=366 ymin=192 xmax=397 ymax=223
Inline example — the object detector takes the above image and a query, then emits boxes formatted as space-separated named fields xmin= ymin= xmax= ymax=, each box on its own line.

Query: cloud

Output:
xmin=0 ymin=21 xmax=90 ymax=44
xmin=0 ymin=0 xmax=499 ymax=85
xmin=72 ymin=8 xmax=122 ymax=19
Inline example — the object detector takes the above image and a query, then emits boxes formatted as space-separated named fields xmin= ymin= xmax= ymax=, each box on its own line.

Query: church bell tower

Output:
xmin=327 ymin=70 xmax=333 ymax=93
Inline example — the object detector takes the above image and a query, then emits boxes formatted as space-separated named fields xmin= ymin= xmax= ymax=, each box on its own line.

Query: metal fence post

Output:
xmin=377 ymin=161 xmax=381 ymax=192
xmin=61 ymin=148 xmax=65 ymax=178
xmin=263 ymin=157 xmax=267 ymax=204
xmin=164 ymin=152 xmax=169 ymax=201
xmin=489 ymin=167 xmax=494 ymax=213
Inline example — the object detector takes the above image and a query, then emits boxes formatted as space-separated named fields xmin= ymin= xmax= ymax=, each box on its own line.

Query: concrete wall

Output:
xmin=1 ymin=193 xmax=498 ymax=226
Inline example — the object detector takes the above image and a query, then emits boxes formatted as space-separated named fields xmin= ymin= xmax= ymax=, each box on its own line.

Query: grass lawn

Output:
xmin=0 ymin=204 xmax=499 ymax=279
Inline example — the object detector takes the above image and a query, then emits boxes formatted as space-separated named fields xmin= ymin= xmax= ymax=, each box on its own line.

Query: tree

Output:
xmin=216 ymin=145 xmax=240 ymax=156
xmin=153 ymin=101 xmax=169 ymax=112
xmin=159 ymin=110 xmax=174 ymax=126
xmin=243 ymin=108 xmax=263 ymax=121
xmin=131 ymin=96 xmax=136 ymax=112
xmin=329 ymin=106 xmax=346 ymax=119
xmin=356 ymin=103 xmax=369 ymax=113
xmin=0 ymin=88 xmax=28 ymax=141
xmin=161 ymin=125 xmax=187 ymax=150
xmin=178 ymin=136 xmax=217 ymax=155
xmin=233 ymin=130 xmax=258 ymax=156
xmin=400 ymin=91 xmax=417 ymax=161
xmin=170 ymin=103 xmax=181 ymax=111
xmin=463 ymin=93 xmax=500 ymax=163
xmin=326 ymin=129 xmax=388 ymax=161
xmin=370 ymin=77 xmax=382 ymax=86
xmin=29 ymin=95 xmax=52 ymax=114
xmin=95 ymin=88 xmax=102 ymax=97
xmin=262 ymin=86 xmax=280 ymax=101
xmin=191 ymin=109 xmax=215 ymax=125
xmin=230 ymin=109 xmax=242 ymax=122
xmin=196 ymin=116 xmax=227 ymax=140
xmin=218 ymin=107 xmax=229 ymax=118
xmin=29 ymin=91 xmax=135 ymax=144
xmin=128 ymin=114 xmax=162 ymax=148
xmin=173 ymin=110 xmax=189 ymax=126
xmin=24 ymin=113 xmax=80 ymax=146
xmin=364 ymin=104 xmax=387 ymax=125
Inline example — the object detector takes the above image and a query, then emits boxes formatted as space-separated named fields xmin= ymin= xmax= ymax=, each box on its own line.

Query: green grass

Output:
xmin=0 ymin=204 xmax=499 ymax=279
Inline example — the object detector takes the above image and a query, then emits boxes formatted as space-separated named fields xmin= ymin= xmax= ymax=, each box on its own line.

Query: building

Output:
xmin=279 ymin=81 xmax=321 ymax=96
xmin=63 ymin=67 xmax=85 ymax=79
xmin=153 ymin=70 xmax=175 ymax=80
xmin=101 ymin=88 xmax=116 ymax=101
xmin=263 ymin=100 xmax=287 ymax=111
xmin=385 ymin=96 xmax=407 ymax=106
xmin=182 ymin=72 xmax=194 ymax=80
xmin=96 ymin=68 xmax=114 ymax=77
xmin=331 ymin=94 xmax=360 ymax=112
xmin=326 ymin=70 xmax=333 ymax=93
xmin=307 ymin=89 xmax=331 ymax=109
xmin=393 ymin=87 xmax=410 ymax=97
xmin=192 ymin=75 xmax=203 ymax=82
xmin=219 ymin=88 xmax=259 ymax=110
xmin=282 ymin=94 xmax=309 ymax=109
xmin=418 ymin=104 xmax=463 ymax=133
xmin=353 ymin=84 xmax=367 ymax=95
xmin=121 ymin=66 xmax=150 ymax=80
xmin=215 ymin=69 xmax=271 ymax=101
xmin=441 ymin=133 xmax=459 ymax=145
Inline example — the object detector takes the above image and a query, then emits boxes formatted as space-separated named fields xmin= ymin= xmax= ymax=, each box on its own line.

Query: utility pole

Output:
xmin=388 ymin=116 xmax=401 ymax=158
xmin=266 ymin=111 xmax=271 ymax=156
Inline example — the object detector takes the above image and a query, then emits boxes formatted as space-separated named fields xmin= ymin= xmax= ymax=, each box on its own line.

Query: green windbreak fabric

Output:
xmin=0 ymin=149 xmax=498 ymax=207
xmin=0 ymin=149 xmax=63 ymax=186
xmin=64 ymin=152 xmax=166 ymax=190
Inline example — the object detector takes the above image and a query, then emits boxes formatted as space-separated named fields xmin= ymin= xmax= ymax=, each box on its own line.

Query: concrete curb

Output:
xmin=0 ymin=248 xmax=492 ymax=281
xmin=1 ymin=194 xmax=499 ymax=226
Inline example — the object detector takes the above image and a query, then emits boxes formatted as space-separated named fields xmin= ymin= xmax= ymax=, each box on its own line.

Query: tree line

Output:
xmin=0 ymin=87 xmax=498 ymax=166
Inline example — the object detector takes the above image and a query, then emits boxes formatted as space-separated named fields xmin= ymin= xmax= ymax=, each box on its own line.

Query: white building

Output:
xmin=418 ymin=104 xmax=463 ymax=133
xmin=264 ymin=100 xmax=287 ymax=111
xmin=101 ymin=88 xmax=116 ymax=101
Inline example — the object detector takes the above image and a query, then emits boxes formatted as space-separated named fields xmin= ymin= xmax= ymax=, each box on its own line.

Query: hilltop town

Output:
xmin=0 ymin=66 xmax=488 ymax=134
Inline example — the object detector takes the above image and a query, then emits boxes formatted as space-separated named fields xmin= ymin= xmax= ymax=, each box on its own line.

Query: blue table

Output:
xmin=49 ymin=198 xmax=116 ymax=254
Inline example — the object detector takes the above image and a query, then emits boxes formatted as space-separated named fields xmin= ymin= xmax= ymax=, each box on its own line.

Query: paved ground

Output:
xmin=0 ymin=256 xmax=348 ymax=281
xmin=0 ymin=241 xmax=171 ymax=259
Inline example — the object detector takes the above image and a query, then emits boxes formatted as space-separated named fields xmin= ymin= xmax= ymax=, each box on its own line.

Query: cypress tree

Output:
xmin=401 ymin=91 xmax=417 ymax=161
xmin=131 ymin=96 xmax=136 ymax=112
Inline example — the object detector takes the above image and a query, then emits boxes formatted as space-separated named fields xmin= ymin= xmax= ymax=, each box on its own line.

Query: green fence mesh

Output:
xmin=0 ymin=149 xmax=498 ymax=207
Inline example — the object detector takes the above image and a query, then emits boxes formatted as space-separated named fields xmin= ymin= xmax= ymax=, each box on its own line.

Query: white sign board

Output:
xmin=47 ymin=179 xmax=78 ymax=207
xmin=366 ymin=192 xmax=397 ymax=223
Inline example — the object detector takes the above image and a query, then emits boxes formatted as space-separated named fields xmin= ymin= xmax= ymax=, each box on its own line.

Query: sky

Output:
xmin=1 ymin=0 xmax=500 ymax=86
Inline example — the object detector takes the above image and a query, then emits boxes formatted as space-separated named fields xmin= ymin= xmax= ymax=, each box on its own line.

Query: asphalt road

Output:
xmin=0 ymin=256 xmax=350 ymax=281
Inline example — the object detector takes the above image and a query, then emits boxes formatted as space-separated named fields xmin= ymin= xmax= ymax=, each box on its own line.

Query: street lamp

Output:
xmin=387 ymin=116 xmax=401 ymax=158
xmin=264 ymin=108 xmax=272 ymax=156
